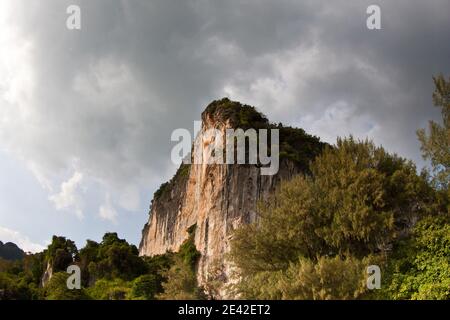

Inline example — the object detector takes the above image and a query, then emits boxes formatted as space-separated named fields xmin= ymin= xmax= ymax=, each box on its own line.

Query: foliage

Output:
xmin=154 ymin=98 xmax=325 ymax=201
xmin=277 ymin=124 xmax=326 ymax=170
xmin=78 ymin=239 xmax=99 ymax=285
xmin=44 ymin=272 xmax=90 ymax=300
xmin=0 ymin=271 xmax=37 ymax=300
xmin=205 ymin=98 xmax=326 ymax=167
xmin=203 ymin=98 xmax=269 ymax=130
xmin=86 ymin=278 xmax=132 ymax=300
xmin=157 ymin=255 xmax=205 ymax=300
xmin=22 ymin=252 xmax=46 ymax=285
xmin=45 ymin=236 xmax=78 ymax=272
xmin=417 ymin=74 xmax=450 ymax=191
xmin=79 ymin=232 xmax=147 ymax=282
xmin=153 ymin=164 xmax=190 ymax=200
xmin=372 ymin=215 xmax=450 ymax=300
xmin=157 ymin=225 xmax=204 ymax=300
xmin=0 ymin=232 xmax=179 ymax=300
xmin=229 ymin=137 xmax=435 ymax=299
xmin=178 ymin=224 xmax=201 ymax=269
xmin=144 ymin=253 xmax=174 ymax=274
xmin=130 ymin=274 xmax=161 ymax=300
xmin=0 ymin=252 xmax=45 ymax=300
xmin=2 ymin=90 xmax=449 ymax=300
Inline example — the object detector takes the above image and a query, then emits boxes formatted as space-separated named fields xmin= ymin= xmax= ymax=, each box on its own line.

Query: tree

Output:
xmin=45 ymin=236 xmax=78 ymax=272
xmin=22 ymin=252 xmax=45 ymax=285
xmin=373 ymin=215 xmax=450 ymax=300
xmin=417 ymin=74 xmax=450 ymax=191
xmin=78 ymin=239 xmax=100 ymax=286
xmin=229 ymin=138 xmax=434 ymax=299
xmin=157 ymin=226 xmax=204 ymax=300
xmin=86 ymin=278 xmax=132 ymax=300
xmin=157 ymin=256 xmax=204 ymax=300
xmin=131 ymin=274 xmax=161 ymax=300
xmin=0 ymin=272 xmax=35 ymax=300
xmin=80 ymin=233 xmax=147 ymax=282
xmin=44 ymin=272 xmax=90 ymax=300
xmin=231 ymin=255 xmax=377 ymax=300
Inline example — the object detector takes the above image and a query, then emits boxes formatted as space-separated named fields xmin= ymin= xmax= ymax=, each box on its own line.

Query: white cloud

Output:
xmin=99 ymin=194 xmax=118 ymax=224
xmin=297 ymin=101 xmax=379 ymax=144
xmin=0 ymin=226 xmax=46 ymax=253
xmin=118 ymin=185 xmax=141 ymax=212
xmin=49 ymin=171 xmax=84 ymax=219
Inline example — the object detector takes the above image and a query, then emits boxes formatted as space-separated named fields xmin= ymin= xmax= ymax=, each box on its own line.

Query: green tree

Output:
xmin=232 ymin=255 xmax=378 ymax=300
xmin=80 ymin=233 xmax=147 ymax=282
xmin=157 ymin=256 xmax=204 ymax=300
xmin=0 ymin=272 xmax=36 ymax=300
xmin=78 ymin=239 xmax=100 ymax=286
xmin=130 ymin=274 xmax=161 ymax=300
xmin=86 ymin=278 xmax=132 ymax=300
xmin=44 ymin=272 xmax=90 ymax=300
xmin=45 ymin=236 xmax=78 ymax=272
xmin=374 ymin=215 xmax=450 ymax=300
xmin=22 ymin=252 xmax=45 ymax=286
xmin=417 ymin=74 xmax=450 ymax=191
xmin=157 ymin=226 xmax=204 ymax=300
xmin=229 ymin=138 xmax=433 ymax=299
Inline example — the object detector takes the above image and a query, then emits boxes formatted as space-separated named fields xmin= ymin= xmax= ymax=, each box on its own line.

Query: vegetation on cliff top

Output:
xmin=153 ymin=98 xmax=326 ymax=201
xmin=153 ymin=164 xmax=190 ymax=201
xmin=202 ymin=98 xmax=270 ymax=129
xmin=203 ymin=97 xmax=327 ymax=168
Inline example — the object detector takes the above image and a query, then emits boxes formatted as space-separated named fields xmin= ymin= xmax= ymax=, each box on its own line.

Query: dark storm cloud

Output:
xmin=0 ymin=0 xmax=449 ymax=218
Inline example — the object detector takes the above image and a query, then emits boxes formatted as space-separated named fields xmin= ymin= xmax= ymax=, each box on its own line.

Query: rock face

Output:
xmin=139 ymin=98 xmax=324 ymax=297
xmin=41 ymin=261 xmax=53 ymax=287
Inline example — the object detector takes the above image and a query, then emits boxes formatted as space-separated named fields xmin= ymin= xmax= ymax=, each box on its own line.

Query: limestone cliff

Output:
xmin=139 ymin=98 xmax=325 ymax=296
xmin=41 ymin=261 xmax=53 ymax=287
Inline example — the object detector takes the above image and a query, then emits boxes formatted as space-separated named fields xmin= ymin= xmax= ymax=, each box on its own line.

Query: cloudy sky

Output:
xmin=0 ymin=0 xmax=449 ymax=252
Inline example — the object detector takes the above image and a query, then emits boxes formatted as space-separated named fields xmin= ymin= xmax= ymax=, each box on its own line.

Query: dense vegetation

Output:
xmin=228 ymin=137 xmax=447 ymax=299
xmin=203 ymin=97 xmax=327 ymax=169
xmin=0 ymin=230 xmax=202 ymax=300
xmin=0 ymin=76 xmax=448 ymax=300
xmin=228 ymin=75 xmax=449 ymax=299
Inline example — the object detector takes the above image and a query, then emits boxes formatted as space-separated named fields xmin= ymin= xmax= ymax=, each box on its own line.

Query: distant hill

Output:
xmin=0 ymin=241 xmax=25 ymax=261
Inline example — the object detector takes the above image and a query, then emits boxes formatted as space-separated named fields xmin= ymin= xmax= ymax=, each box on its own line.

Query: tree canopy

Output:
xmin=228 ymin=137 xmax=445 ymax=299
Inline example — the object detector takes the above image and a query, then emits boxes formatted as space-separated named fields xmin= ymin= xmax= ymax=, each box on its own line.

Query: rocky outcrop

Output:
xmin=139 ymin=98 xmax=325 ymax=297
xmin=41 ymin=261 xmax=53 ymax=287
